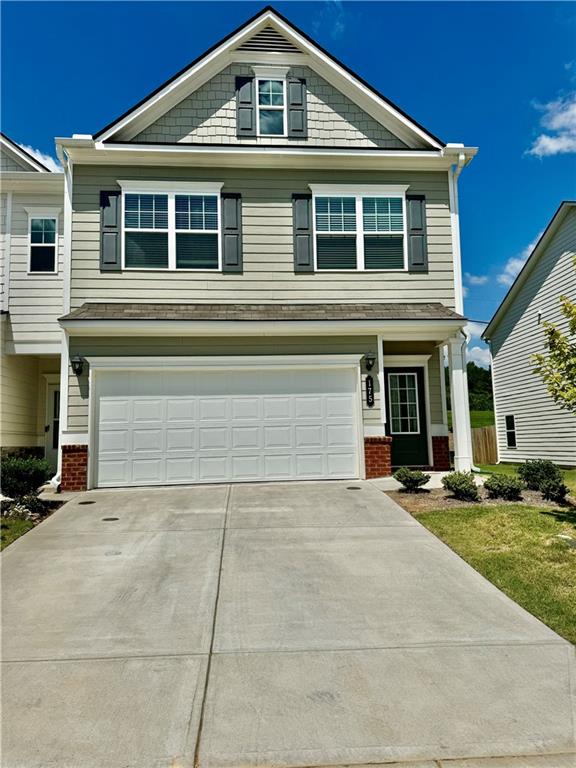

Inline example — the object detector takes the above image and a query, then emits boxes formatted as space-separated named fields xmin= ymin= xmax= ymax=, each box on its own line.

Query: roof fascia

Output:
xmin=0 ymin=134 xmax=51 ymax=172
xmin=483 ymin=201 xmax=576 ymax=339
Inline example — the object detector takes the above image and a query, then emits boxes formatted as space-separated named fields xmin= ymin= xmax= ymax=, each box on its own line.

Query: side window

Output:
xmin=505 ymin=415 xmax=516 ymax=448
xmin=29 ymin=217 xmax=57 ymax=273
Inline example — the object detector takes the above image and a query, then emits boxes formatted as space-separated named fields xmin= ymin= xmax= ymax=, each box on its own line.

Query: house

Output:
xmin=0 ymin=133 xmax=64 ymax=471
xmin=4 ymin=7 xmax=478 ymax=490
xmin=483 ymin=201 xmax=576 ymax=466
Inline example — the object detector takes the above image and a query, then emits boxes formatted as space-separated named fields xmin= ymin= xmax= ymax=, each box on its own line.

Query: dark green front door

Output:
xmin=385 ymin=368 xmax=429 ymax=467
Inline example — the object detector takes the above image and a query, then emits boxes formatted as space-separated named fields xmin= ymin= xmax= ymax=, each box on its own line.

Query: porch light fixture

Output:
xmin=363 ymin=353 xmax=376 ymax=371
xmin=71 ymin=355 xmax=84 ymax=376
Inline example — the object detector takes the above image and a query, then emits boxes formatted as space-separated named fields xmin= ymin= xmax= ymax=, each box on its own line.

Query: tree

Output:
xmin=532 ymin=288 xmax=576 ymax=413
xmin=444 ymin=361 xmax=493 ymax=411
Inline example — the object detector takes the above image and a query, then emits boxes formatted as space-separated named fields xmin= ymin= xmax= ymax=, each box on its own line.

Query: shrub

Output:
xmin=393 ymin=467 xmax=431 ymax=492
xmin=517 ymin=459 xmax=563 ymax=491
xmin=484 ymin=474 xmax=523 ymax=501
xmin=540 ymin=477 xmax=570 ymax=503
xmin=2 ymin=494 xmax=47 ymax=522
xmin=1 ymin=456 xmax=51 ymax=499
xmin=442 ymin=471 xmax=479 ymax=502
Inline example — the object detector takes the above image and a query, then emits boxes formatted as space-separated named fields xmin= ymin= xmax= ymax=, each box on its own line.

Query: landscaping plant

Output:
xmin=393 ymin=467 xmax=431 ymax=492
xmin=442 ymin=471 xmax=479 ymax=502
xmin=484 ymin=474 xmax=523 ymax=501
xmin=1 ymin=456 xmax=51 ymax=499
xmin=540 ymin=477 xmax=570 ymax=503
xmin=517 ymin=459 xmax=563 ymax=491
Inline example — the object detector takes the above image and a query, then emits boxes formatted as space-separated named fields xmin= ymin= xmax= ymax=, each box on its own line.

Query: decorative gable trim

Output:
xmin=93 ymin=6 xmax=445 ymax=149
xmin=0 ymin=132 xmax=52 ymax=172
xmin=237 ymin=25 xmax=300 ymax=53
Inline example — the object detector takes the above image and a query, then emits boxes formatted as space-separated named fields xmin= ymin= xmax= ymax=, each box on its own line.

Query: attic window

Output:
xmin=257 ymin=79 xmax=286 ymax=136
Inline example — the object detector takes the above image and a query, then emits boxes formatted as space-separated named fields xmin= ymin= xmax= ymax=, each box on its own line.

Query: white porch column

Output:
xmin=448 ymin=335 xmax=473 ymax=471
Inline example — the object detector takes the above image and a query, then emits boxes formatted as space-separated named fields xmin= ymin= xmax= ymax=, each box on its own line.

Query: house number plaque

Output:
xmin=366 ymin=375 xmax=375 ymax=408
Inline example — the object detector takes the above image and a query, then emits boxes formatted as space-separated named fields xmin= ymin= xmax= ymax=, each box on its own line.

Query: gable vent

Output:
xmin=237 ymin=26 xmax=300 ymax=53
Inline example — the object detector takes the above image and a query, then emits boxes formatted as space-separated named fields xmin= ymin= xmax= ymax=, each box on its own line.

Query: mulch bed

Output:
xmin=386 ymin=487 xmax=573 ymax=515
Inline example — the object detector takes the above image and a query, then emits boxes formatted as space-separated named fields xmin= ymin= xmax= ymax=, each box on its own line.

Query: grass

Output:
xmin=1 ymin=518 xmax=34 ymax=551
xmin=478 ymin=463 xmax=576 ymax=494
xmin=447 ymin=410 xmax=495 ymax=429
xmin=418 ymin=503 xmax=576 ymax=644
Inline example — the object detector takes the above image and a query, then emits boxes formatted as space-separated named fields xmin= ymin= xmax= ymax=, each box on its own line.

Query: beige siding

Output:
xmin=135 ymin=64 xmax=408 ymax=149
xmin=8 ymin=193 xmax=64 ymax=345
xmin=1 ymin=344 xmax=40 ymax=446
xmin=490 ymin=208 xmax=576 ymax=465
xmin=67 ymin=335 xmax=382 ymax=432
xmin=71 ymin=166 xmax=455 ymax=308
xmin=0 ymin=192 xmax=7 ymax=311
xmin=0 ymin=148 xmax=32 ymax=172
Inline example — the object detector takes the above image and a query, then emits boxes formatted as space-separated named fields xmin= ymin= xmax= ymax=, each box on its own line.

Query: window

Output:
xmin=388 ymin=373 xmax=420 ymax=434
xmin=311 ymin=186 xmax=408 ymax=271
xmin=120 ymin=183 xmax=222 ymax=270
xmin=505 ymin=415 xmax=516 ymax=448
xmin=257 ymin=79 xmax=285 ymax=136
xmin=29 ymin=216 xmax=57 ymax=273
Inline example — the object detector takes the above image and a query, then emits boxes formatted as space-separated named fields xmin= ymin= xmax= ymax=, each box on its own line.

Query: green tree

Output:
xmin=532 ymin=290 xmax=576 ymax=413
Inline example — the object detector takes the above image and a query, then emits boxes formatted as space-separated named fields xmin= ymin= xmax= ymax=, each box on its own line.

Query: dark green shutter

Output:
xmin=100 ymin=190 xmax=121 ymax=271
xmin=287 ymin=78 xmax=307 ymax=138
xmin=406 ymin=194 xmax=428 ymax=272
xmin=221 ymin=193 xmax=242 ymax=273
xmin=292 ymin=194 xmax=313 ymax=272
xmin=236 ymin=76 xmax=256 ymax=137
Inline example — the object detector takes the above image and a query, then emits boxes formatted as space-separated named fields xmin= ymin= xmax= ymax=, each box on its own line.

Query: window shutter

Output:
xmin=221 ymin=193 xmax=243 ymax=273
xmin=406 ymin=194 xmax=428 ymax=272
xmin=100 ymin=190 xmax=121 ymax=272
xmin=287 ymin=78 xmax=307 ymax=138
xmin=236 ymin=76 xmax=256 ymax=137
xmin=292 ymin=194 xmax=314 ymax=272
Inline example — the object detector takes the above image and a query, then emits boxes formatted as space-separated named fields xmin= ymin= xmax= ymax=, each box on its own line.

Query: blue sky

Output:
xmin=2 ymin=1 xmax=575 ymax=365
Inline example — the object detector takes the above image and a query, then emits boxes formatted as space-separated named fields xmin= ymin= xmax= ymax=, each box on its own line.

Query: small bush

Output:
xmin=517 ymin=459 xmax=563 ymax=491
xmin=3 ymin=494 xmax=47 ymax=522
xmin=0 ymin=456 xmax=51 ymax=499
xmin=484 ymin=474 xmax=523 ymax=501
xmin=393 ymin=467 xmax=431 ymax=492
xmin=540 ymin=477 xmax=570 ymax=503
xmin=442 ymin=471 xmax=479 ymax=502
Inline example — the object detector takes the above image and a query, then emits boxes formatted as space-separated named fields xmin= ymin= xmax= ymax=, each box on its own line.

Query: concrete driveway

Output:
xmin=2 ymin=482 xmax=575 ymax=768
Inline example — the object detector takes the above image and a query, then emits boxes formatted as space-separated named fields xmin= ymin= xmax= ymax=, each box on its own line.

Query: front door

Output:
xmin=385 ymin=368 xmax=429 ymax=468
xmin=45 ymin=385 xmax=60 ymax=471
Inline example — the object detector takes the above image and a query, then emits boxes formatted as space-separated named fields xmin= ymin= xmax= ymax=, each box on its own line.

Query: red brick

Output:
xmin=61 ymin=445 xmax=88 ymax=491
xmin=431 ymin=436 xmax=450 ymax=471
xmin=364 ymin=436 xmax=393 ymax=479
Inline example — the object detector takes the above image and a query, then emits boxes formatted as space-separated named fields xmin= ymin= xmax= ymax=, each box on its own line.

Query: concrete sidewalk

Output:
xmin=2 ymin=481 xmax=575 ymax=767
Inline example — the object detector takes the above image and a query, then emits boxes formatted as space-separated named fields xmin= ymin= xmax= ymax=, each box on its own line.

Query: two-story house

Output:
xmin=13 ymin=7 xmax=476 ymax=491
xmin=1 ymin=133 xmax=64 ymax=470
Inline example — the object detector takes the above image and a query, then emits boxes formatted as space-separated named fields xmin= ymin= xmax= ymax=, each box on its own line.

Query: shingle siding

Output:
xmin=134 ymin=64 xmax=408 ymax=148
xmin=490 ymin=207 xmax=576 ymax=466
xmin=0 ymin=149 xmax=32 ymax=172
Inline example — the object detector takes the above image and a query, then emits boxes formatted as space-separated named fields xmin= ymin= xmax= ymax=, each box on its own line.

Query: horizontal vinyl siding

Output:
xmin=71 ymin=166 xmax=455 ymax=308
xmin=0 ymin=349 xmax=40 ymax=446
xmin=67 ymin=335 xmax=381 ymax=432
xmin=8 ymin=193 xmax=64 ymax=344
xmin=0 ymin=193 xmax=7 ymax=311
xmin=491 ymin=208 xmax=576 ymax=465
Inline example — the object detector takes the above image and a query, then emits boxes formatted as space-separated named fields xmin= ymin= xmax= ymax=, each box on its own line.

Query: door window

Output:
xmin=388 ymin=372 xmax=420 ymax=434
xmin=52 ymin=390 xmax=60 ymax=450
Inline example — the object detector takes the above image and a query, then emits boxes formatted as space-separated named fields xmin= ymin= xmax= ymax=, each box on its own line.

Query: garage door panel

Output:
xmin=96 ymin=367 xmax=360 ymax=487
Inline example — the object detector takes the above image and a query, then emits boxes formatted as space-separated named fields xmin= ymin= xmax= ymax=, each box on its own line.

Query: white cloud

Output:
xmin=312 ymin=0 xmax=346 ymax=41
xmin=18 ymin=144 xmax=61 ymax=173
xmin=496 ymin=230 xmax=543 ymax=287
xmin=465 ymin=321 xmax=487 ymax=340
xmin=468 ymin=345 xmax=491 ymax=368
xmin=464 ymin=272 xmax=489 ymax=286
xmin=527 ymin=92 xmax=576 ymax=157
xmin=462 ymin=285 xmax=469 ymax=298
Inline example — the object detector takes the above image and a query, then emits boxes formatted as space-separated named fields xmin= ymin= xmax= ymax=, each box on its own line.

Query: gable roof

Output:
xmin=94 ymin=6 xmax=445 ymax=149
xmin=483 ymin=201 xmax=576 ymax=340
xmin=0 ymin=132 xmax=52 ymax=172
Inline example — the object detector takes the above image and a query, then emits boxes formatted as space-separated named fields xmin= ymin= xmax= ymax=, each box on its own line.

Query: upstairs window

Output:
xmin=257 ymin=79 xmax=285 ymax=136
xmin=311 ymin=186 xmax=408 ymax=271
xmin=27 ymin=210 xmax=59 ymax=274
xmin=121 ymin=183 xmax=222 ymax=270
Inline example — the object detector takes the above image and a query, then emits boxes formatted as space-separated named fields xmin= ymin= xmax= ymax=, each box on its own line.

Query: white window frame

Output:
xmin=118 ymin=180 xmax=223 ymax=272
xmin=505 ymin=414 xmax=517 ymax=449
xmin=256 ymin=77 xmax=287 ymax=138
xmin=309 ymin=184 xmax=410 ymax=272
xmin=25 ymin=207 xmax=61 ymax=276
xmin=387 ymin=371 xmax=420 ymax=435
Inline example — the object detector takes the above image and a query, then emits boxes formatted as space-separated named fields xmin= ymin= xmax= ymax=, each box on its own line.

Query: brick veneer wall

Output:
xmin=61 ymin=445 xmax=88 ymax=492
xmin=432 ymin=436 xmax=451 ymax=471
xmin=364 ymin=436 xmax=393 ymax=478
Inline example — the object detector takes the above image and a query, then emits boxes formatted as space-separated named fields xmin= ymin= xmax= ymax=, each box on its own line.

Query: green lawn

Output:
xmin=419 ymin=504 xmax=576 ymax=644
xmin=447 ymin=410 xmax=495 ymax=429
xmin=1 ymin=518 xmax=34 ymax=551
xmin=478 ymin=463 xmax=576 ymax=494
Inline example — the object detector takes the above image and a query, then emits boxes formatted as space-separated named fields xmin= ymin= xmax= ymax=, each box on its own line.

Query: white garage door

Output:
xmin=94 ymin=367 xmax=360 ymax=488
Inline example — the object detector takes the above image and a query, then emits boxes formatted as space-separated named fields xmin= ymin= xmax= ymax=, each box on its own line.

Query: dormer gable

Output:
xmin=0 ymin=133 xmax=52 ymax=172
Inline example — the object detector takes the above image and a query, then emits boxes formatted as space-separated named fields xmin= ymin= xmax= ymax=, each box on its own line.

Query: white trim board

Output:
xmin=85 ymin=354 xmax=363 ymax=371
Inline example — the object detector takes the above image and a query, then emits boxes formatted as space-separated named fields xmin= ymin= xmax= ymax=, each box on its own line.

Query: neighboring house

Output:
xmin=8 ymin=7 xmax=477 ymax=491
xmin=483 ymin=201 xmax=576 ymax=466
xmin=0 ymin=133 xmax=64 ymax=471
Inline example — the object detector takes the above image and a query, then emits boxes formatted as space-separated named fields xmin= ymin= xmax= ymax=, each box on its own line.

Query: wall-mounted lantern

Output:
xmin=363 ymin=352 xmax=376 ymax=371
xmin=71 ymin=355 xmax=85 ymax=376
